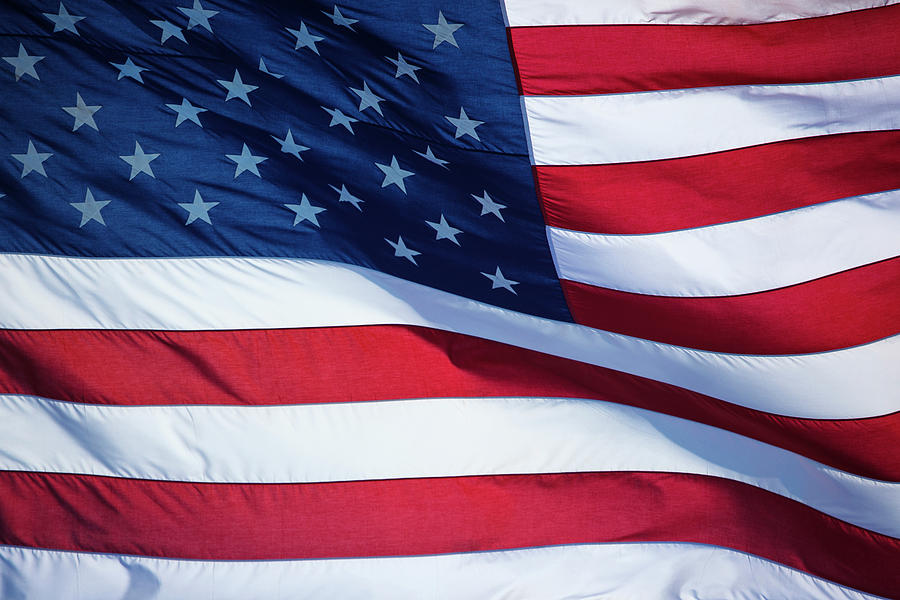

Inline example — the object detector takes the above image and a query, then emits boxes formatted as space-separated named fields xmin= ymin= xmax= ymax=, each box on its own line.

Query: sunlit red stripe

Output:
xmin=534 ymin=131 xmax=900 ymax=235
xmin=1 ymin=326 xmax=898 ymax=481
xmin=559 ymin=257 xmax=900 ymax=355
xmin=1 ymin=470 xmax=897 ymax=597
xmin=510 ymin=5 xmax=900 ymax=96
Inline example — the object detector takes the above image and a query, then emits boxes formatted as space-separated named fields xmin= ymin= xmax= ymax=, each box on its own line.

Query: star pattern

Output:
xmin=286 ymin=22 xmax=324 ymax=54
xmin=178 ymin=0 xmax=218 ymax=32
xmin=217 ymin=70 xmax=258 ymax=105
xmin=387 ymin=52 xmax=421 ymax=83
xmin=226 ymin=144 xmax=267 ymax=178
xmin=482 ymin=267 xmax=519 ymax=294
xmin=0 ymin=1 xmax=567 ymax=319
xmin=62 ymin=92 xmax=101 ymax=131
xmin=44 ymin=3 xmax=85 ymax=35
xmin=70 ymin=188 xmax=110 ymax=227
xmin=329 ymin=184 xmax=364 ymax=210
xmin=110 ymin=57 xmax=148 ymax=83
xmin=119 ymin=141 xmax=159 ymax=180
xmin=426 ymin=215 xmax=462 ymax=245
xmin=3 ymin=44 xmax=45 ymax=81
xmin=178 ymin=190 xmax=218 ymax=225
xmin=322 ymin=6 xmax=358 ymax=30
xmin=166 ymin=98 xmax=206 ymax=127
xmin=285 ymin=194 xmax=327 ymax=227
xmin=322 ymin=106 xmax=358 ymax=133
xmin=271 ymin=129 xmax=309 ymax=160
xmin=471 ymin=190 xmax=506 ymax=221
xmin=376 ymin=156 xmax=414 ymax=193
xmin=423 ymin=11 xmax=463 ymax=49
xmin=446 ymin=107 xmax=484 ymax=141
xmin=351 ymin=81 xmax=385 ymax=115
xmin=413 ymin=146 xmax=449 ymax=169
xmin=258 ymin=57 xmax=284 ymax=78
xmin=151 ymin=19 xmax=186 ymax=45
xmin=386 ymin=236 xmax=420 ymax=265
xmin=12 ymin=140 xmax=53 ymax=178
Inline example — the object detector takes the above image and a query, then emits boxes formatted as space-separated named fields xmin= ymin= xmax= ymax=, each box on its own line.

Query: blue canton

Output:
xmin=0 ymin=0 xmax=572 ymax=321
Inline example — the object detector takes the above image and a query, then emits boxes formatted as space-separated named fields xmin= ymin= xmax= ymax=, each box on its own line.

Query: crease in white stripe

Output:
xmin=503 ymin=0 xmax=899 ymax=27
xmin=547 ymin=188 xmax=900 ymax=296
xmin=0 ymin=543 xmax=883 ymax=600
xmin=523 ymin=75 xmax=900 ymax=165
xmin=1 ymin=394 xmax=897 ymax=537
xmin=1 ymin=253 xmax=898 ymax=419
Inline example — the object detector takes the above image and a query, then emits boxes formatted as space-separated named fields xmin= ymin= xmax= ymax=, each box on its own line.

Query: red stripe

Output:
xmin=510 ymin=5 xmax=900 ymax=96
xmin=1 ymin=326 xmax=898 ymax=481
xmin=535 ymin=131 xmax=900 ymax=235
xmin=561 ymin=257 xmax=900 ymax=355
xmin=2 ymin=471 xmax=896 ymax=596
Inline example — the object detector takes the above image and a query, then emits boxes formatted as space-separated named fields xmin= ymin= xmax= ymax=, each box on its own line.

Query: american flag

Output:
xmin=1 ymin=0 xmax=898 ymax=597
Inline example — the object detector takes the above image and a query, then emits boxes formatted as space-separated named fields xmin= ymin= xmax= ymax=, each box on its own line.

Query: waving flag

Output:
xmin=1 ymin=0 xmax=898 ymax=598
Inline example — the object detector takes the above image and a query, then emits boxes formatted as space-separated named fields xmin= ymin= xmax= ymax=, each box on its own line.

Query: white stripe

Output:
xmin=523 ymin=76 xmax=900 ymax=165
xmin=2 ymin=394 xmax=897 ymax=536
xmin=503 ymin=0 xmax=898 ymax=26
xmin=0 ymin=543 xmax=880 ymax=600
xmin=547 ymin=189 xmax=900 ymax=296
xmin=2 ymin=254 xmax=897 ymax=419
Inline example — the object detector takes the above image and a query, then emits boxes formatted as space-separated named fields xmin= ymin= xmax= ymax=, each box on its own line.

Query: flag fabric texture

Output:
xmin=1 ymin=0 xmax=899 ymax=598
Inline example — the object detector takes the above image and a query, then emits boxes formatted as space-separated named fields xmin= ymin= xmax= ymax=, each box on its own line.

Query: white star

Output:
xmin=285 ymin=194 xmax=326 ymax=227
xmin=226 ymin=143 xmax=267 ymax=178
xmin=70 ymin=188 xmax=110 ymax=227
xmin=178 ymin=189 xmax=218 ymax=225
xmin=165 ymin=97 xmax=206 ymax=127
xmin=322 ymin=106 xmax=358 ymax=134
xmin=413 ymin=145 xmax=449 ymax=169
xmin=375 ymin=156 xmax=414 ymax=193
xmin=3 ymin=44 xmax=45 ymax=81
xmin=271 ymin=129 xmax=309 ymax=160
xmin=350 ymin=81 xmax=385 ymax=115
xmin=386 ymin=52 xmax=421 ymax=83
xmin=258 ymin=56 xmax=283 ymax=78
xmin=423 ymin=11 xmax=463 ymax=49
xmin=286 ymin=22 xmax=324 ymax=55
xmin=110 ymin=57 xmax=148 ymax=83
xmin=385 ymin=236 xmax=420 ymax=265
xmin=119 ymin=141 xmax=159 ymax=180
xmin=217 ymin=70 xmax=258 ymax=105
xmin=446 ymin=107 xmax=483 ymax=141
xmin=150 ymin=19 xmax=186 ymax=45
xmin=482 ymin=267 xmax=519 ymax=294
xmin=11 ymin=140 xmax=52 ymax=178
xmin=43 ymin=3 xmax=85 ymax=35
xmin=426 ymin=214 xmax=462 ymax=245
xmin=62 ymin=92 xmax=101 ymax=131
xmin=329 ymin=183 xmax=363 ymax=210
xmin=471 ymin=190 xmax=506 ymax=221
xmin=322 ymin=6 xmax=358 ymax=30
xmin=178 ymin=0 xmax=218 ymax=32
